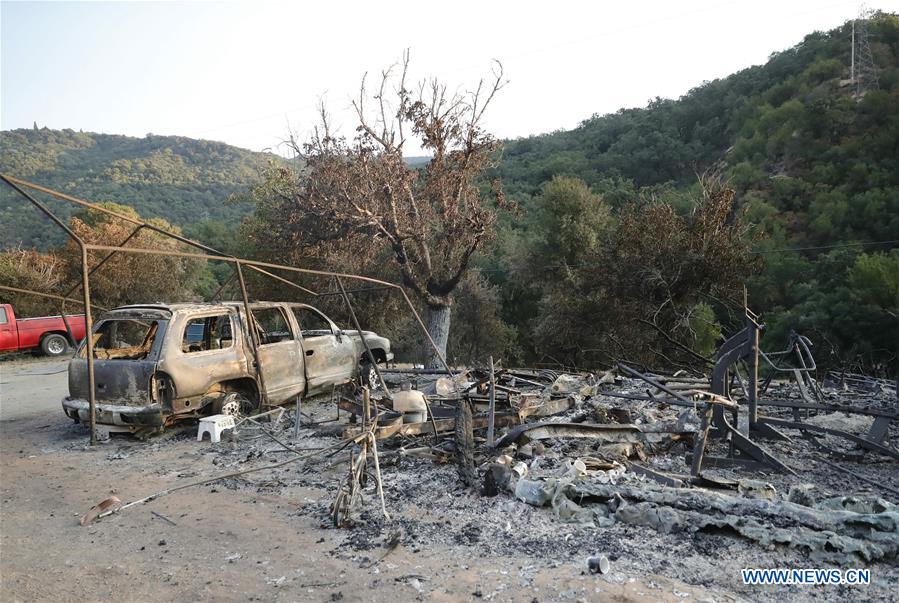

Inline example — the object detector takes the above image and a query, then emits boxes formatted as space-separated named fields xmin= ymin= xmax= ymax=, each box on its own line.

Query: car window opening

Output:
xmin=182 ymin=314 xmax=233 ymax=353
xmin=252 ymin=307 xmax=293 ymax=345
xmin=84 ymin=319 xmax=159 ymax=360
xmin=291 ymin=307 xmax=333 ymax=338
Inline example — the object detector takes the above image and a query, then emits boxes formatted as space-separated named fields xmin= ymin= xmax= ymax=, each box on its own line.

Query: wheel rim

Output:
xmin=220 ymin=397 xmax=241 ymax=416
xmin=48 ymin=338 xmax=65 ymax=355
xmin=368 ymin=366 xmax=379 ymax=389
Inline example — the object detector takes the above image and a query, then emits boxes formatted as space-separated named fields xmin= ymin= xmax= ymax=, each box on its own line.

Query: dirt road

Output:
xmin=1 ymin=356 xmax=725 ymax=602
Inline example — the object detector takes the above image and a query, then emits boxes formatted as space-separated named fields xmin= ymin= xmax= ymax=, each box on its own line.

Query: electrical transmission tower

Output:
xmin=851 ymin=7 xmax=879 ymax=99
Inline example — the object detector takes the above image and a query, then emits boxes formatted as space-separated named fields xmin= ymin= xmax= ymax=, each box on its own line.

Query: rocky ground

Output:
xmin=1 ymin=355 xmax=897 ymax=602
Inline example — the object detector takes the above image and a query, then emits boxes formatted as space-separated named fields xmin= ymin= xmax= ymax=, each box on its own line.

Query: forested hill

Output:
xmin=487 ymin=13 xmax=899 ymax=371
xmin=493 ymin=13 xmax=899 ymax=248
xmin=0 ymin=129 xmax=287 ymax=248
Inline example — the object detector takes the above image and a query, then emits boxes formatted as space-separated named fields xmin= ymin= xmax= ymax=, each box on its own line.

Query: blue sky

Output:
xmin=3 ymin=0 xmax=896 ymax=155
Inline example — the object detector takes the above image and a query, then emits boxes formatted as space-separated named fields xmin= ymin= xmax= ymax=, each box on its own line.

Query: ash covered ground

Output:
xmin=3 ymin=356 xmax=897 ymax=602
xmin=190 ymin=372 xmax=899 ymax=602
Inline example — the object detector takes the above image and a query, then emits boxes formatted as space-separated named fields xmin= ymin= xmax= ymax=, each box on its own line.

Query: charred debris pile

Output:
xmin=355 ymin=359 xmax=898 ymax=565
xmin=84 ymin=310 xmax=899 ymax=568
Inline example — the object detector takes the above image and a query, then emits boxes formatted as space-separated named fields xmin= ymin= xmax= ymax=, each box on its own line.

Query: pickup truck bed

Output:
xmin=0 ymin=303 xmax=87 ymax=356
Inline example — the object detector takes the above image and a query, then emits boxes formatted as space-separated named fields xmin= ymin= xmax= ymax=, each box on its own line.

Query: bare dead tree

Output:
xmin=287 ymin=52 xmax=510 ymax=367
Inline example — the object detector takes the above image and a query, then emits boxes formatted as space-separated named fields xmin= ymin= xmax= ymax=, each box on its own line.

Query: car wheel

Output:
xmin=213 ymin=392 xmax=256 ymax=417
xmin=41 ymin=334 xmax=69 ymax=357
xmin=360 ymin=361 xmax=381 ymax=390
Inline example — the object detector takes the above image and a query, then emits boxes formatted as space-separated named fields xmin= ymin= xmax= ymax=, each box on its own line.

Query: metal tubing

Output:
xmin=1 ymin=175 xmax=228 ymax=258
xmin=0 ymin=175 xmax=98 ymax=445
xmin=315 ymin=285 xmax=393 ymax=299
xmin=62 ymin=225 xmax=146 ymax=299
xmin=335 ymin=276 xmax=389 ymax=393
xmin=747 ymin=313 xmax=760 ymax=424
xmin=753 ymin=399 xmax=897 ymax=418
xmin=690 ymin=406 xmax=713 ymax=477
xmin=814 ymin=455 xmax=899 ymax=498
xmin=58 ymin=304 xmax=75 ymax=346
xmin=210 ymin=270 xmax=237 ymax=301
xmin=0 ymin=285 xmax=106 ymax=310
xmin=1 ymin=175 xmax=81 ymax=240
xmin=235 ymin=261 xmax=267 ymax=406
xmin=487 ymin=356 xmax=496 ymax=447
xmin=760 ymin=417 xmax=899 ymax=461
xmin=617 ymin=363 xmax=695 ymax=405
xmin=81 ymin=245 xmax=97 ymax=446
xmin=244 ymin=264 xmax=318 ymax=297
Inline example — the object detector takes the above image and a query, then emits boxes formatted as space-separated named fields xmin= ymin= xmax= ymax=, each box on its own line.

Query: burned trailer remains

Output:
xmin=0 ymin=173 xmax=455 ymax=445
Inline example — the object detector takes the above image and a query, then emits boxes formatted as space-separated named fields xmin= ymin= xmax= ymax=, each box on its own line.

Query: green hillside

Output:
xmin=487 ymin=13 xmax=899 ymax=370
xmin=0 ymin=128 xmax=286 ymax=248
xmin=495 ymin=14 xmax=899 ymax=243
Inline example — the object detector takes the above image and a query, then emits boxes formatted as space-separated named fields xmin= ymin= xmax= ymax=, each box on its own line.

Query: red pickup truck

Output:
xmin=0 ymin=304 xmax=87 ymax=356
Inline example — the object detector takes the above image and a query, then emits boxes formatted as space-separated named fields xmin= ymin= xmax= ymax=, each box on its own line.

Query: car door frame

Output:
xmin=288 ymin=304 xmax=355 ymax=394
xmin=159 ymin=309 xmax=248 ymax=414
xmin=249 ymin=304 xmax=306 ymax=404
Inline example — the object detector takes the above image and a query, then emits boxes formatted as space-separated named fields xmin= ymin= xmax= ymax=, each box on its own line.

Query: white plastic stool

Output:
xmin=197 ymin=414 xmax=236 ymax=443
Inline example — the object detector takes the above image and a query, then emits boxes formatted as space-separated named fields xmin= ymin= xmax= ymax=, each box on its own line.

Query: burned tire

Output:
xmin=359 ymin=360 xmax=380 ymax=390
xmin=212 ymin=392 xmax=257 ymax=417
xmin=40 ymin=334 xmax=68 ymax=357
xmin=454 ymin=399 xmax=477 ymax=488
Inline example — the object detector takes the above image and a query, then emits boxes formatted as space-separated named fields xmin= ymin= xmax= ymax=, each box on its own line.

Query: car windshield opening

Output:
xmin=82 ymin=319 xmax=159 ymax=360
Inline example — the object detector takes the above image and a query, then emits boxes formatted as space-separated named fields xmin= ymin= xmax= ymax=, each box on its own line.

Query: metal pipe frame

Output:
xmin=1 ymin=176 xmax=99 ymax=444
xmin=1 ymin=174 xmax=456 ymax=444
xmin=335 ymin=276 xmax=389 ymax=393
xmin=0 ymin=285 xmax=107 ymax=311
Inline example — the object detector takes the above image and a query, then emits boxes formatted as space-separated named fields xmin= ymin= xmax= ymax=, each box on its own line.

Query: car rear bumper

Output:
xmin=62 ymin=397 xmax=165 ymax=427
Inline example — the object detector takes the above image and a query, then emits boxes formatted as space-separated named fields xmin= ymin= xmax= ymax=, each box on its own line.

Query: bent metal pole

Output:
xmin=0 ymin=175 xmax=99 ymax=445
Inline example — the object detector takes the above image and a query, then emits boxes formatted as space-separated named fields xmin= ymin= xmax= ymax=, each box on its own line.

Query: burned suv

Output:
xmin=62 ymin=301 xmax=392 ymax=434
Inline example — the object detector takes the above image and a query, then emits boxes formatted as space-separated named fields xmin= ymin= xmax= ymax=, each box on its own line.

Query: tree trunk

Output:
xmin=424 ymin=302 xmax=451 ymax=369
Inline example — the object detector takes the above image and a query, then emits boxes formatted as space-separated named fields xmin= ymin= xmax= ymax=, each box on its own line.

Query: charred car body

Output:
xmin=62 ymin=301 xmax=392 ymax=433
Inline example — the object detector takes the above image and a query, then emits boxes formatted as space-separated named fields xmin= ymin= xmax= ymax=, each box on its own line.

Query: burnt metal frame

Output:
xmin=615 ymin=362 xmax=795 ymax=476
xmin=1 ymin=174 xmax=455 ymax=445
xmin=708 ymin=306 xmax=897 ymax=468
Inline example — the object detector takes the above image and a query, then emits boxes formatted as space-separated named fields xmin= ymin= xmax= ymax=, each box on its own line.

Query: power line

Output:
xmin=752 ymin=239 xmax=899 ymax=254
xmin=469 ymin=239 xmax=899 ymax=274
